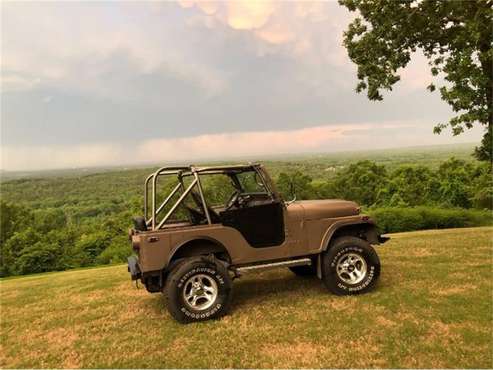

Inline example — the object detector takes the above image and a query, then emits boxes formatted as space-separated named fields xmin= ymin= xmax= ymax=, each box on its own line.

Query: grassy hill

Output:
xmin=1 ymin=227 xmax=492 ymax=368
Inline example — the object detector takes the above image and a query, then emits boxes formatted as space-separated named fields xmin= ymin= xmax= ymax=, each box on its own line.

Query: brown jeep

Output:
xmin=127 ymin=164 xmax=388 ymax=323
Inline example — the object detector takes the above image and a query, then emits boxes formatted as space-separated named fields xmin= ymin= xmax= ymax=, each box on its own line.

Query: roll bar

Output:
xmin=144 ymin=163 xmax=268 ymax=231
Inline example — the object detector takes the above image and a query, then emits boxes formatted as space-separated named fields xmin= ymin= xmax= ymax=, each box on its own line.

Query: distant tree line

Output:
xmin=0 ymin=202 xmax=131 ymax=276
xmin=276 ymin=158 xmax=492 ymax=209
xmin=0 ymin=157 xmax=491 ymax=277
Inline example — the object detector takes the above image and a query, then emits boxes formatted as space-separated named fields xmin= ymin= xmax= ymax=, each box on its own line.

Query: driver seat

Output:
xmin=190 ymin=191 xmax=221 ymax=224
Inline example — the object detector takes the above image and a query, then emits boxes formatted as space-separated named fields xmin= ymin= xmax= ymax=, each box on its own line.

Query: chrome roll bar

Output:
xmin=145 ymin=165 xmax=213 ymax=230
xmin=143 ymin=163 xmax=265 ymax=231
xmin=156 ymin=178 xmax=198 ymax=229
xmin=193 ymin=170 xmax=211 ymax=225
xmin=145 ymin=182 xmax=181 ymax=227
xmin=150 ymin=166 xmax=190 ymax=230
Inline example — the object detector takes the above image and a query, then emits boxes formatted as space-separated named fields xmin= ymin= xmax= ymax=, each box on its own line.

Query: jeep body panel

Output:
xmin=133 ymin=212 xmax=373 ymax=274
xmin=296 ymin=200 xmax=360 ymax=220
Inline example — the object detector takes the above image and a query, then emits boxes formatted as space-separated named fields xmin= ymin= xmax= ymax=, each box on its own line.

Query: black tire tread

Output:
xmin=322 ymin=236 xmax=380 ymax=295
xmin=165 ymin=256 xmax=232 ymax=323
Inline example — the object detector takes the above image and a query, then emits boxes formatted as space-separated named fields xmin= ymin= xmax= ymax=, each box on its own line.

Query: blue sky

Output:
xmin=0 ymin=1 xmax=483 ymax=170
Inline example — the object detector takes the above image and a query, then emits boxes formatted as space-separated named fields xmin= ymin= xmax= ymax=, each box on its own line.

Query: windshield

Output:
xmin=235 ymin=170 xmax=267 ymax=194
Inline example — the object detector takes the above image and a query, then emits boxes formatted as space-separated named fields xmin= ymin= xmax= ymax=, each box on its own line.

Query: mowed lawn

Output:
xmin=1 ymin=227 xmax=492 ymax=368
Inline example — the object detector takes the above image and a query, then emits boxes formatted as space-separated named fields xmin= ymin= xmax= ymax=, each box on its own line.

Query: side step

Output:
xmin=236 ymin=258 xmax=311 ymax=273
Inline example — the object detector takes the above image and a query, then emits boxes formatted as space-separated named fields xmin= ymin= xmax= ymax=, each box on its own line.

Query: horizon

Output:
xmin=0 ymin=141 xmax=479 ymax=175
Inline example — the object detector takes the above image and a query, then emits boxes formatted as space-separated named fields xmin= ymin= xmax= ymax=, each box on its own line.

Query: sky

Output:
xmin=0 ymin=1 xmax=484 ymax=171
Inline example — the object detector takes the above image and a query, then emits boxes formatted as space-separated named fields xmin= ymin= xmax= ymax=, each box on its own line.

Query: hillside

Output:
xmin=1 ymin=227 xmax=492 ymax=368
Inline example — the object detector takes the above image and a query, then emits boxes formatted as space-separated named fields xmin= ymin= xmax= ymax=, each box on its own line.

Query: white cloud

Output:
xmin=1 ymin=72 xmax=41 ymax=91
xmin=178 ymin=1 xmax=352 ymax=65
xmin=226 ymin=1 xmax=276 ymax=30
xmin=0 ymin=2 xmax=227 ymax=98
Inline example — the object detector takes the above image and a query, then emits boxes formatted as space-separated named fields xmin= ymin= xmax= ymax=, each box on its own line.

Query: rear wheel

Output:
xmin=165 ymin=256 xmax=232 ymax=323
xmin=322 ymin=236 xmax=380 ymax=295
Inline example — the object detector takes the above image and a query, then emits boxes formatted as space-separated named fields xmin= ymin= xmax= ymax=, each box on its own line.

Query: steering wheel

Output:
xmin=225 ymin=191 xmax=240 ymax=210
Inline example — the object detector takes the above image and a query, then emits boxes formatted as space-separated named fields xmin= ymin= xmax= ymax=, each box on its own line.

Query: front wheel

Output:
xmin=322 ymin=236 xmax=380 ymax=295
xmin=165 ymin=256 xmax=233 ymax=323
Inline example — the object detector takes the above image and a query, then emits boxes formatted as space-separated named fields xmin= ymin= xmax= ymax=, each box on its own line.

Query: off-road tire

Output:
xmin=165 ymin=256 xmax=232 ymax=323
xmin=289 ymin=264 xmax=316 ymax=276
xmin=322 ymin=236 xmax=380 ymax=295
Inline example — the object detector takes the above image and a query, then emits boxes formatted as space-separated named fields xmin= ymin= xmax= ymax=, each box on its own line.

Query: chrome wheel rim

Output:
xmin=336 ymin=253 xmax=367 ymax=285
xmin=182 ymin=274 xmax=218 ymax=311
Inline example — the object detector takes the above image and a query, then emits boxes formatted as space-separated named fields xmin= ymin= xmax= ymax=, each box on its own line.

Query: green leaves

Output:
xmin=340 ymin=0 xmax=493 ymax=161
xmin=277 ymin=158 xmax=491 ymax=210
xmin=277 ymin=171 xmax=316 ymax=200
xmin=332 ymin=160 xmax=388 ymax=206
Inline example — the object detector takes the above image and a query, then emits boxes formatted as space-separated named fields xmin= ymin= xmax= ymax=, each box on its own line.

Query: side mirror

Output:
xmin=286 ymin=181 xmax=297 ymax=206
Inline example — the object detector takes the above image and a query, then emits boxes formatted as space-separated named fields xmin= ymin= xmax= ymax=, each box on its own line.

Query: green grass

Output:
xmin=1 ymin=227 xmax=492 ymax=368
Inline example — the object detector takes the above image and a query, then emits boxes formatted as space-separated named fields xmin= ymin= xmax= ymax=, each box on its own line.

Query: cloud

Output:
xmin=0 ymin=123 xmax=368 ymax=170
xmin=180 ymin=0 xmax=276 ymax=30
xmin=0 ymin=2 xmax=227 ymax=98
xmin=226 ymin=1 xmax=276 ymax=30
xmin=178 ymin=1 xmax=350 ymax=64
xmin=1 ymin=143 xmax=123 ymax=171
xmin=1 ymin=72 xmax=42 ymax=91
xmin=1 ymin=0 xmax=478 ymax=171
xmin=2 ymin=121 xmax=483 ymax=171
xmin=137 ymin=124 xmax=350 ymax=162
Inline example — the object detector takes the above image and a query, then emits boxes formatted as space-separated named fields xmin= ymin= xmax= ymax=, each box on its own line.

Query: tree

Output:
xmin=74 ymin=232 xmax=111 ymax=266
xmin=15 ymin=242 xmax=62 ymax=275
xmin=470 ymin=162 xmax=493 ymax=209
xmin=33 ymin=208 xmax=67 ymax=233
xmin=340 ymin=0 xmax=493 ymax=161
xmin=0 ymin=202 xmax=33 ymax=276
xmin=474 ymin=123 xmax=492 ymax=161
xmin=331 ymin=160 xmax=388 ymax=206
xmin=1 ymin=227 xmax=41 ymax=276
xmin=376 ymin=165 xmax=439 ymax=206
xmin=436 ymin=157 xmax=475 ymax=208
xmin=276 ymin=171 xmax=316 ymax=200
xmin=0 ymin=201 xmax=32 ymax=246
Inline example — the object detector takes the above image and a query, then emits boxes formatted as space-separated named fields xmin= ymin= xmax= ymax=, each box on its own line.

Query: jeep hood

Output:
xmin=297 ymin=199 xmax=360 ymax=220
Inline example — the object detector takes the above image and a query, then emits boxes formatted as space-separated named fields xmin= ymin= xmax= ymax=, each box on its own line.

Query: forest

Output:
xmin=1 ymin=144 xmax=491 ymax=277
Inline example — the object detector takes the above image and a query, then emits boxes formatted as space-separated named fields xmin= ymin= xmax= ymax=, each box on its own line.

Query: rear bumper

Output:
xmin=127 ymin=256 xmax=141 ymax=280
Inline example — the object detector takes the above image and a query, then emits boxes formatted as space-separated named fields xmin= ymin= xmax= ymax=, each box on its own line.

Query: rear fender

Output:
xmin=166 ymin=236 xmax=231 ymax=267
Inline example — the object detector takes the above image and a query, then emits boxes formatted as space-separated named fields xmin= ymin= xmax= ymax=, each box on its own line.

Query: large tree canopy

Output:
xmin=339 ymin=0 xmax=492 ymax=161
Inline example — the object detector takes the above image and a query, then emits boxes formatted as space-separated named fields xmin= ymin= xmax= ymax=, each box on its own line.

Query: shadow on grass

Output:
xmin=146 ymin=270 xmax=392 ymax=318
xmin=229 ymin=273 xmax=327 ymax=311
xmin=145 ymin=273 xmax=326 ymax=317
